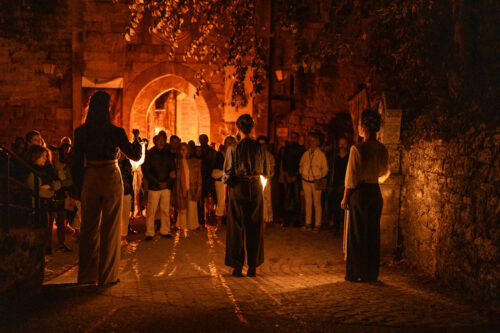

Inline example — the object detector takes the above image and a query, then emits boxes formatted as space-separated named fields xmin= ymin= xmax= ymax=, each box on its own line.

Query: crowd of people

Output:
xmin=5 ymin=90 xmax=389 ymax=284
xmin=6 ymin=116 xmax=357 ymax=250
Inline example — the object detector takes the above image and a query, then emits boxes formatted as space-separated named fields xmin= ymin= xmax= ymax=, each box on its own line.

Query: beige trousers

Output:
xmin=302 ymin=180 xmax=322 ymax=228
xmin=215 ymin=180 xmax=226 ymax=217
xmin=79 ymin=162 xmax=123 ymax=285
xmin=121 ymin=194 xmax=132 ymax=237
xmin=263 ymin=182 xmax=273 ymax=223
xmin=145 ymin=189 xmax=171 ymax=236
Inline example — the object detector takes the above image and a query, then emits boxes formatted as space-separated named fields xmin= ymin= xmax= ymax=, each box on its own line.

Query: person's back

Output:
xmin=72 ymin=91 xmax=142 ymax=286
xmin=224 ymin=114 xmax=270 ymax=277
xmin=232 ymin=138 xmax=267 ymax=178
xmin=342 ymin=109 xmax=390 ymax=282
xmin=75 ymin=124 xmax=133 ymax=161
xmin=350 ymin=140 xmax=389 ymax=185
xmin=73 ymin=123 xmax=141 ymax=192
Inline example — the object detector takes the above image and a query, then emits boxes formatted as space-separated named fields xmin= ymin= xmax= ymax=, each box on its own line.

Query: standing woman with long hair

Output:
xmin=174 ymin=143 xmax=202 ymax=238
xmin=72 ymin=91 xmax=142 ymax=286
xmin=341 ymin=109 xmax=390 ymax=282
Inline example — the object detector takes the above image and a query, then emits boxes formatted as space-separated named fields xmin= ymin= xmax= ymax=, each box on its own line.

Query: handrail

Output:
xmin=0 ymin=145 xmax=41 ymax=232
xmin=0 ymin=174 xmax=34 ymax=193
xmin=0 ymin=145 xmax=45 ymax=177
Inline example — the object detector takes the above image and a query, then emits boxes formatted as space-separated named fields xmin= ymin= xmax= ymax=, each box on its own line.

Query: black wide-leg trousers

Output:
xmin=346 ymin=183 xmax=383 ymax=281
xmin=225 ymin=178 xmax=264 ymax=269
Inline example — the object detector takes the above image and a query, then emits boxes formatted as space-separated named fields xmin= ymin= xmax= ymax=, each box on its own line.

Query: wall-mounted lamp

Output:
xmin=42 ymin=63 xmax=55 ymax=75
xmin=274 ymin=69 xmax=289 ymax=81
xmin=42 ymin=51 xmax=56 ymax=75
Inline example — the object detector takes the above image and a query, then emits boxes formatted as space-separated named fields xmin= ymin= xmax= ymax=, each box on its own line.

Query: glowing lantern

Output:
xmin=260 ymin=175 xmax=268 ymax=190
xmin=130 ymin=142 xmax=146 ymax=170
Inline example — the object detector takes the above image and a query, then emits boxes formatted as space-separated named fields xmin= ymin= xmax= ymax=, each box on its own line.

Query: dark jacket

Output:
xmin=223 ymin=138 xmax=271 ymax=184
xmin=71 ymin=124 xmax=142 ymax=192
xmin=142 ymin=147 xmax=176 ymax=191
xmin=213 ymin=150 xmax=225 ymax=181
xmin=282 ymin=142 xmax=306 ymax=177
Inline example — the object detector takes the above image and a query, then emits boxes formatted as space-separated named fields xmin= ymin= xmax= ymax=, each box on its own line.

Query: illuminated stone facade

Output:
xmin=401 ymin=122 xmax=499 ymax=301
xmin=0 ymin=0 xmax=497 ymax=304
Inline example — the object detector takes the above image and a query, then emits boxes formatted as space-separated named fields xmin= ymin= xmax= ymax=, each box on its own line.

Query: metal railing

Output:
xmin=0 ymin=145 xmax=41 ymax=233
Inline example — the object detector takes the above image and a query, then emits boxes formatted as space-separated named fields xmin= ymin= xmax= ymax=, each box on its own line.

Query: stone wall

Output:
xmin=0 ymin=0 xmax=73 ymax=147
xmin=400 ymin=121 xmax=499 ymax=301
xmin=270 ymin=17 xmax=369 ymax=146
xmin=0 ymin=227 xmax=47 ymax=308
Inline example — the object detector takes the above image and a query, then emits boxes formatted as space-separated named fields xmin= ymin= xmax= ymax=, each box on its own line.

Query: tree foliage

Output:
xmin=121 ymin=0 xmax=498 ymax=134
xmin=278 ymin=0 xmax=499 ymax=136
xmin=121 ymin=0 xmax=267 ymax=105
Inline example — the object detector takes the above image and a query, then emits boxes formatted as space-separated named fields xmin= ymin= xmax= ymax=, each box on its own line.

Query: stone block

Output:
xmin=56 ymin=108 xmax=73 ymax=120
xmin=0 ymin=227 xmax=47 ymax=305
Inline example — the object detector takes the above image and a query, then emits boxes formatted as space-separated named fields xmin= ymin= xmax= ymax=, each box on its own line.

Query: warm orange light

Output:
xmin=131 ymin=143 xmax=146 ymax=170
xmin=260 ymin=175 xmax=267 ymax=190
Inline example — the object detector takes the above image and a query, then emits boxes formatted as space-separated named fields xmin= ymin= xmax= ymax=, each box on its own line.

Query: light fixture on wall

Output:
xmin=42 ymin=63 xmax=55 ymax=75
xmin=274 ymin=69 xmax=289 ymax=81
xmin=42 ymin=53 xmax=56 ymax=75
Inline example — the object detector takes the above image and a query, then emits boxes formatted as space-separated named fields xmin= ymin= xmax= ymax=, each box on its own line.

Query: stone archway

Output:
xmin=123 ymin=62 xmax=222 ymax=142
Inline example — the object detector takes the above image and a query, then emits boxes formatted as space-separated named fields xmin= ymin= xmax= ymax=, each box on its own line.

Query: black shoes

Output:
xmin=231 ymin=267 xmax=256 ymax=277
xmin=146 ymin=234 xmax=172 ymax=240
xmin=128 ymin=225 xmax=138 ymax=235
xmin=247 ymin=267 xmax=256 ymax=277
xmin=232 ymin=268 xmax=243 ymax=277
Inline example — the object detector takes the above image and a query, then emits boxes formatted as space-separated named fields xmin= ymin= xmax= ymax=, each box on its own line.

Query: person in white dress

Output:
xmin=174 ymin=143 xmax=202 ymax=237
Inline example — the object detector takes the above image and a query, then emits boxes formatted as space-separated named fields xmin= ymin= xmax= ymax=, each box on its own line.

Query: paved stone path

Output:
xmin=2 ymin=223 xmax=498 ymax=332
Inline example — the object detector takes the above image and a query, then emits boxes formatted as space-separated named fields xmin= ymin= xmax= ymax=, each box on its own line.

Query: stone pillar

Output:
xmin=377 ymin=92 xmax=403 ymax=257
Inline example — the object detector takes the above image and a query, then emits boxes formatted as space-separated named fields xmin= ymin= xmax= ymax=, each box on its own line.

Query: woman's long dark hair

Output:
xmin=85 ymin=91 xmax=111 ymax=129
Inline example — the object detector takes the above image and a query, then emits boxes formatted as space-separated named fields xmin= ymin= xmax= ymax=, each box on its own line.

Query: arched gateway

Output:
xmin=123 ymin=62 xmax=222 ymax=142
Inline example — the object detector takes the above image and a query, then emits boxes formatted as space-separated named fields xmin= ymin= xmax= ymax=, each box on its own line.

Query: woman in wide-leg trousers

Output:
xmin=78 ymin=161 xmax=123 ymax=285
xmin=225 ymin=178 xmax=264 ymax=269
xmin=346 ymin=183 xmax=383 ymax=281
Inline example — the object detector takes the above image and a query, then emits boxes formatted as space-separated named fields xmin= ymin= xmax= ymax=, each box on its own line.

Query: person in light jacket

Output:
xmin=299 ymin=132 xmax=328 ymax=231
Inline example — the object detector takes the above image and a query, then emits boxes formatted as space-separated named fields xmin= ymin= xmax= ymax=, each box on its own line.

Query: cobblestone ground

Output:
xmin=2 ymin=222 xmax=498 ymax=332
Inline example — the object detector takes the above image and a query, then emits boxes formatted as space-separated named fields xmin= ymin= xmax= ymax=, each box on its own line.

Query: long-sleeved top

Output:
xmin=282 ymin=142 xmax=306 ymax=177
xmin=141 ymin=147 xmax=176 ymax=191
xmin=344 ymin=141 xmax=390 ymax=189
xmin=299 ymin=148 xmax=329 ymax=182
xmin=223 ymin=138 xmax=271 ymax=184
xmin=71 ymin=124 xmax=142 ymax=191
xmin=26 ymin=172 xmax=55 ymax=199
